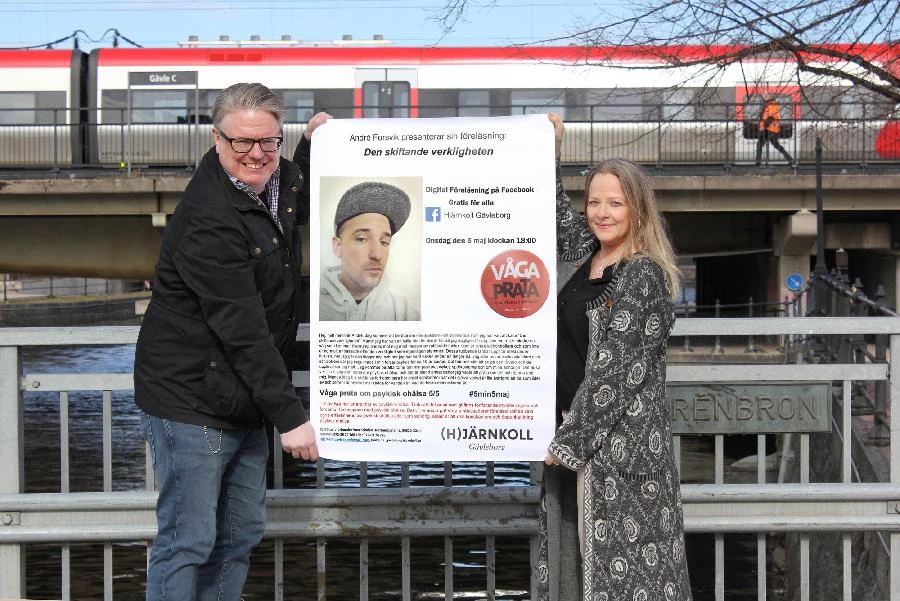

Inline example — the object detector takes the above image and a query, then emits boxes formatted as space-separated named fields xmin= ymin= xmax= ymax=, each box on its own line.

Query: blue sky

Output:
xmin=1 ymin=1 xmax=611 ymax=50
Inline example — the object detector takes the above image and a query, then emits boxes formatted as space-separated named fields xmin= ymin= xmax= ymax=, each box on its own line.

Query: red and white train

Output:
xmin=0 ymin=45 xmax=898 ymax=168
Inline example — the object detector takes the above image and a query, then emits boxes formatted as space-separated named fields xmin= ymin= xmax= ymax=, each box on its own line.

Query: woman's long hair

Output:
xmin=584 ymin=158 xmax=682 ymax=299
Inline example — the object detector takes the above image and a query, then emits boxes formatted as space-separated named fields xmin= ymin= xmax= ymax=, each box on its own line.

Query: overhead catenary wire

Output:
xmin=0 ymin=28 xmax=142 ymax=49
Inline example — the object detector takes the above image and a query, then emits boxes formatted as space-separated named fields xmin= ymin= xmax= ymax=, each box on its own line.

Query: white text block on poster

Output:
xmin=310 ymin=115 xmax=556 ymax=461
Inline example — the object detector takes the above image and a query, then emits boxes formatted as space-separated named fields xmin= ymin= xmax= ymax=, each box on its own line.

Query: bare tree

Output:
xmin=436 ymin=0 xmax=899 ymax=103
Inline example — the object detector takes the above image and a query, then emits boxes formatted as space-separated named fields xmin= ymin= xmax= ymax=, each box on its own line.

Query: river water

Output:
xmin=19 ymin=344 xmax=783 ymax=600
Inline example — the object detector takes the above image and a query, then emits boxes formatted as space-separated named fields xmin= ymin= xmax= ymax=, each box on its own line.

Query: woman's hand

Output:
xmin=544 ymin=452 xmax=560 ymax=466
xmin=548 ymin=112 xmax=564 ymax=159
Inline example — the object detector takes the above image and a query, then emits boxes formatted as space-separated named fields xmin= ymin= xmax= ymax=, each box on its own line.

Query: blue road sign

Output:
xmin=786 ymin=273 xmax=805 ymax=292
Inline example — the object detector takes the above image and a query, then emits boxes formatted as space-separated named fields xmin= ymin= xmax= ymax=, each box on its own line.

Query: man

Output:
xmin=755 ymin=96 xmax=794 ymax=166
xmin=134 ymin=82 xmax=328 ymax=600
xmin=320 ymin=181 xmax=420 ymax=320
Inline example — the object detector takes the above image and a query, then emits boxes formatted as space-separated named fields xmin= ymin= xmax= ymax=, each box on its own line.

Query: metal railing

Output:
xmin=1 ymin=318 xmax=899 ymax=600
xmin=0 ymin=103 xmax=897 ymax=172
xmin=673 ymin=297 xmax=792 ymax=354
xmin=0 ymin=275 xmax=142 ymax=302
xmin=814 ymin=269 xmax=898 ymax=318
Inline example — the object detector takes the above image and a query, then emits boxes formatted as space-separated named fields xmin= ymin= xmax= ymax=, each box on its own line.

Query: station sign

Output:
xmin=128 ymin=71 xmax=198 ymax=86
xmin=667 ymin=381 xmax=831 ymax=434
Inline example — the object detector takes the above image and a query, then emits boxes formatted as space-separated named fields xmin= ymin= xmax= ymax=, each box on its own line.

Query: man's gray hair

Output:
xmin=212 ymin=83 xmax=286 ymax=129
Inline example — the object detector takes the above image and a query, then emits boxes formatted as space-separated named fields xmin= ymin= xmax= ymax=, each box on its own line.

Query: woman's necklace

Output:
xmin=589 ymin=253 xmax=619 ymax=279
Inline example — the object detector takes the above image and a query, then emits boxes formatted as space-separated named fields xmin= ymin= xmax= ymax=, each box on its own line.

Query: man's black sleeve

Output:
xmin=292 ymin=136 xmax=312 ymax=226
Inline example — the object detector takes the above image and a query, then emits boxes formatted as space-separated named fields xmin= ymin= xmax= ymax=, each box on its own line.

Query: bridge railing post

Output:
xmin=723 ymin=112 xmax=732 ymax=170
xmin=655 ymin=105 xmax=663 ymax=171
xmin=831 ymin=269 xmax=841 ymax=318
xmin=713 ymin=299 xmax=724 ymax=353
xmin=860 ymin=103 xmax=868 ymax=171
xmin=682 ymin=303 xmax=693 ymax=353
xmin=590 ymin=106 xmax=596 ymax=165
xmin=745 ymin=296 xmax=757 ymax=353
xmin=888 ymin=334 xmax=900 ymax=601
xmin=53 ymin=108 xmax=59 ymax=171
xmin=119 ymin=108 xmax=126 ymax=173
xmin=0 ymin=344 xmax=24 ymax=598
xmin=867 ymin=331 xmax=890 ymax=446
xmin=782 ymin=295 xmax=793 ymax=354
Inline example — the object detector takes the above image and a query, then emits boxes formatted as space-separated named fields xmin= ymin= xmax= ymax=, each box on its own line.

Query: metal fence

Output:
xmin=675 ymin=298 xmax=783 ymax=354
xmin=1 ymin=275 xmax=142 ymax=302
xmin=0 ymin=104 xmax=897 ymax=171
xmin=1 ymin=317 xmax=899 ymax=600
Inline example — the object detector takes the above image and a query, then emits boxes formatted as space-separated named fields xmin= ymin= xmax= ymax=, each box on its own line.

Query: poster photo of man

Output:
xmin=318 ymin=176 xmax=423 ymax=321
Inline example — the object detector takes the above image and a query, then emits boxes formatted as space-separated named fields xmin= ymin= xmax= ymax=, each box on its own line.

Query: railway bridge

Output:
xmin=0 ymin=169 xmax=898 ymax=311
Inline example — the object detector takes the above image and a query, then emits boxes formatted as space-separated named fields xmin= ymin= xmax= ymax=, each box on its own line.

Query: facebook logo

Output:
xmin=425 ymin=207 xmax=441 ymax=222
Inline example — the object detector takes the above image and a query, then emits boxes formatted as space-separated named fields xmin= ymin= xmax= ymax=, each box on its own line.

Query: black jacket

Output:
xmin=134 ymin=139 xmax=311 ymax=432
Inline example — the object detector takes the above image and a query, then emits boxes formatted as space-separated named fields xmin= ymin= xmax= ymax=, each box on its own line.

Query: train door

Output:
xmin=354 ymin=69 xmax=417 ymax=118
xmin=735 ymin=86 xmax=801 ymax=163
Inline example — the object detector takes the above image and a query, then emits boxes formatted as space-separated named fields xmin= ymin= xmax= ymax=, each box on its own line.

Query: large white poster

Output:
xmin=310 ymin=115 xmax=556 ymax=461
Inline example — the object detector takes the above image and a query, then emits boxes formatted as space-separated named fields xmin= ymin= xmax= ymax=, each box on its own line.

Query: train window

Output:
xmin=281 ymin=91 xmax=315 ymax=122
xmin=100 ymin=90 xmax=127 ymax=122
xmin=510 ymin=90 xmax=565 ymax=117
xmin=392 ymin=83 xmax=410 ymax=118
xmin=418 ymin=90 xmax=459 ymax=117
xmin=420 ymin=89 xmax=506 ymax=118
xmin=130 ymin=91 xmax=190 ymax=123
xmin=841 ymin=87 xmax=879 ymax=120
xmin=0 ymin=91 xmax=65 ymax=125
xmin=361 ymin=81 xmax=411 ymax=118
xmin=661 ymin=89 xmax=695 ymax=121
xmin=362 ymin=82 xmax=379 ymax=118
xmin=582 ymin=89 xmax=646 ymax=121
xmin=0 ymin=92 xmax=38 ymax=124
xmin=314 ymin=90 xmax=354 ymax=119
xmin=694 ymin=88 xmax=733 ymax=120
xmin=101 ymin=89 xmax=209 ymax=124
xmin=800 ymin=88 xmax=843 ymax=119
xmin=459 ymin=90 xmax=490 ymax=117
xmin=277 ymin=89 xmax=355 ymax=121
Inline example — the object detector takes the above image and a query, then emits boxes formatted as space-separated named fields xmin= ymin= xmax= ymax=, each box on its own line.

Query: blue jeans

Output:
xmin=142 ymin=413 xmax=269 ymax=601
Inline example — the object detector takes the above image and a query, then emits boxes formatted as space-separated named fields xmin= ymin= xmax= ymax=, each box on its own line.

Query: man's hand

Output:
xmin=548 ymin=112 xmax=564 ymax=159
xmin=280 ymin=421 xmax=319 ymax=461
xmin=304 ymin=112 xmax=333 ymax=141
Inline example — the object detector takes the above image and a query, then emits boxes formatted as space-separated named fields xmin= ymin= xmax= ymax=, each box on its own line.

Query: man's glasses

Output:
xmin=218 ymin=131 xmax=283 ymax=153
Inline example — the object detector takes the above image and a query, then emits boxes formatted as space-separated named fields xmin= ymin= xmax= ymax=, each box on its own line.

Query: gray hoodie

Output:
xmin=319 ymin=265 xmax=420 ymax=321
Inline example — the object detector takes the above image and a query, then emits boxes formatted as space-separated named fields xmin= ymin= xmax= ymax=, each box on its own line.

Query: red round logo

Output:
xmin=480 ymin=249 xmax=550 ymax=318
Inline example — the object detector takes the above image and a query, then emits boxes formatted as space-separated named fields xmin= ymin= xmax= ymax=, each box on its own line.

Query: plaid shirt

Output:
xmin=227 ymin=166 xmax=283 ymax=233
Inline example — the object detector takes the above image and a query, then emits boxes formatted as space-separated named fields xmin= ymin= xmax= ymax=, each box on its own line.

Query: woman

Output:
xmin=538 ymin=114 xmax=692 ymax=600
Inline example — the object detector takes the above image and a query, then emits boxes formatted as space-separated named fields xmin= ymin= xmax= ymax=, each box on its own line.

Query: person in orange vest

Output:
xmin=755 ymin=96 xmax=794 ymax=166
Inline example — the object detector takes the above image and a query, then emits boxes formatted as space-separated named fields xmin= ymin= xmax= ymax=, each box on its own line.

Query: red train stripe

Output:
xmin=91 ymin=44 xmax=896 ymax=66
xmin=0 ymin=49 xmax=76 ymax=68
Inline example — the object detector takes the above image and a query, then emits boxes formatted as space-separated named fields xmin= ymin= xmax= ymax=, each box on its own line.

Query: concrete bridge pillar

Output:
xmin=774 ymin=210 xmax=816 ymax=303
xmin=776 ymin=254 xmax=811 ymax=308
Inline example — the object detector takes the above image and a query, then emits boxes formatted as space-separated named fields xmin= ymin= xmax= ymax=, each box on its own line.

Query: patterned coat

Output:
xmin=538 ymin=171 xmax=692 ymax=601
